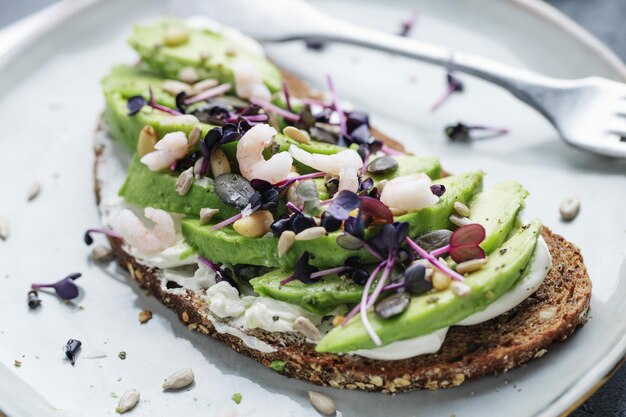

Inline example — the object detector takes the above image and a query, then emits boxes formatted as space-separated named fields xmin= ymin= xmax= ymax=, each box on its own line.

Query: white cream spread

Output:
xmin=354 ymin=328 xmax=449 ymax=360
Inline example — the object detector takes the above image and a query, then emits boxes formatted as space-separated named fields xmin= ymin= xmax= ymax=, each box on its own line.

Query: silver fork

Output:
xmin=211 ymin=0 xmax=626 ymax=158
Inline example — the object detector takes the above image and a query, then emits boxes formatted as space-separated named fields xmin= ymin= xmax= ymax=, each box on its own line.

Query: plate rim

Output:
xmin=0 ymin=1 xmax=624 ymax=416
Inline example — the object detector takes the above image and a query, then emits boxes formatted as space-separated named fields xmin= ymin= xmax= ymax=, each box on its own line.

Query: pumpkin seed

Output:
xmin=375 ymin=293 xmax=410 ymax=319
xmin=309 ymin=391 xmax=336 ymax=416
xmin=175 ymin=167 xmax=194 ymax=196
xmin=178 ymin=66 xmax=198 ymax=84
xmin=283 ymin=126 xmax=311 ymax=144
xmin=199 ymin=208 xmax=219 ymax=225
xmin=163 ymin=27 xmax=189 ymax=47
xmin=295 ymin=226 xmax=326 ymax=241
xmin=456 ymin=258 xmax=487 ymax=274
xmin=415 ymin=229 xmax=452 ymax=253
xmin=367 ymin=156 xmax=398 ymax=175
xmin=162 ymin=368 xmax=194 ymax=390
xmin=210 ymin=148 xmax=231 ymax=177
xmin=277 ymin=230 xmax=296 ymax=257
xmin=293 ymin=316 xmax=321 ymax=341
xmin=449 ymin=214 xmax=471 ymax=227
xmin=233 ymin=210 xmax=273 ymax=237
xmin=0 ymin=216 xmax=8 ymax=241
xmin=214 ymin=173 xmax=255 ymax=209
xmin=116 ymin=388 xmax=140 ymax=414
xmin=453 ymin=201 xmax=471 ymax=217
xmin=27 ymin=181 xmax=41 ymax=201
xmin=162 ymin=79 xmax=191 ymax=96
xmin=559 ymin=195 xmax=580 ymax=221
xmin=137 ymin=126 xmax=157 ymax=157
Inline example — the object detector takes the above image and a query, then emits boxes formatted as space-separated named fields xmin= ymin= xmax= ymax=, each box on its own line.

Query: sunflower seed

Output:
xmin=138 ymin=310 xmax=153 ymax=324
xmin=179 ymin=66 xmax=198 ymax=84
xmin=0 ymin=216 xmax=9 ymax=241
xmin=295 ymin=227 xmax=326 ymax=241
xmin=449 ymin=214 xmax=472 ymax=227
xmin=294 ymin=317 xmax=321 ymax=341
xmin=376 ymin=179 xmax=388 ymax=192
xmin=190 ymin=78 xmax=219 ymax=96
xmin=210 ymin=148 xmax=231 ymax=177
xmin=559 ymin=196 xmax=580 ymax=221
xmin=456 ymin=258 xmax=488 ymax=274
xmin=91 ymin=245 xmax=114 ymax=263
xmin=175 ymin=167 xmax=194 ymax=196
xmin=116 ymin=388 xmax=140 ymax=414
xmin=187 ymin=125 xmax=202 ymax=148
xmin=162 ymin=368 xmax=194 ymax=390
xmin=451 ymin=281 xmax=472 ymax=297
xmin=162 ymin=80 xmax=191 ymax=96
xmin=453 ymin=201 xmax=471 ymax=217
xmin=283 ymin=126 xmax=311 ymax=144
xmin=308 ymin=391 xmax=336 ymax=416
xmin=193 ymin=157 xmax=205 ymax=179
xmin=137 ymin=126 xmax=157 ymax=157
xmin=27 ymin=181 xmax=41 ymax=201
xmin=199 ymin=208 xmax=219 ymax=225
xmin=164 ymin=27 xmax=189 ymax=47
xmin=277 ymin=231 xmax=296 ymax=257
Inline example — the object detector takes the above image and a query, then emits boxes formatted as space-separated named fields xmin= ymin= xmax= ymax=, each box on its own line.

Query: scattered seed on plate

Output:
xmin=138 ymin=310 xmax=153 ymax=324
xmin=137 ymin=125 xmax=157 ymax=157
xmin=367 ymin=156 xmax=399 ymax=175
xmin=162 ymin=368 xmax=195 ymax=390
xmin=559 ymin=195 xmax=580 ymax=221
xmin=27 ymin=181 xmax=41 ymax=201
xmin=116 ymin=388 xmax=140 ymax=414
xmin=91 ymin=245 xmax=114 ymax=263
xmin=199 ymin=208 xmax=219 ymax=225
xmin=163 ymin=27 xmax=189 ymax=47
xmin=64 ymin=339 xmax=82 ymax=366
xmin=455 ymin=258 xmax=488 ymax=274
xmin=283 ymin=126 xmax=311 ymax=144
xmin=0 ymin=216 xmax=9 ymax=241
xmin=295 ymin=226 xmax=326 ymax=241
xmin=118 ymin=351 xmax=127 ymax=360
xmin=308 ymin=391 xmax=336 ymax=416
xmin=14 ymin=359 xmax=22 ymax=368
xmin=179 ymin=66 xmax=198 ymax=84
xmin=453 ymin=201 xmax=471 ymax=217
xmin=277 ymin=230 xmax=296 ymax=258
xmin=449 ymin=214 xmax=471 ymax=227
xmin=175 ymin=167 xmax=194 ymax=196
xmin=27 ymin=290 xmax=41 ymax=309
xmin=210 ymin=148 xmax=231 ymax=177
xmin=293 ymin=316 xmax=322 ymax=341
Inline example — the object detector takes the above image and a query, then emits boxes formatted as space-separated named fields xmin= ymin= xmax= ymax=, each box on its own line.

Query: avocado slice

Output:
xmin=468 ymin=180 xmax=529 ymax=254
xmin=118 ymin=154 xmax=239 ymax=220
xmin=396 ymin=171 xmax=484 ymax=237
xmin=368 ymin=155 xmax=442 ymax=183
xmin=250 ymin=271 xmax=365 ymax=315
xmin=128 ymin=20 xmax=282 ymax=92
xmin=316 ymin=220 xmax=542 ymax=353
xmin=181 ymin=219 xmax=377 ymax=269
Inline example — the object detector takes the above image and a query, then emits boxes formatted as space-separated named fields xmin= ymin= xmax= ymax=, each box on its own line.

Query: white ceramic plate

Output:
xmin=0 ymin=1 xmax=625 ymax=416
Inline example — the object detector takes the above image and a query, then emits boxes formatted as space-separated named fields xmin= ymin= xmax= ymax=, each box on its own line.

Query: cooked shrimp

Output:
xmin=233 ymin=62 xmax=271 ymax=102
xmin=380 ymin=173 xmax=440 ymax=211
xmin=115 ymin=208 xmax=177 ymax=254
xmin=289 ymin=145 xmax=362 ymax=192
xmin=236 ymin=123 xmax=293 ymax=183
xmin=140 ymin=131 xmax=188 ymax=171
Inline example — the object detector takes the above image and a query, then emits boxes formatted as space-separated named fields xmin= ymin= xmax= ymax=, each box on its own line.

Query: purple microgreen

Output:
xmin=326 ymin=74 xmax=347 ymax=135
xmin=305 ymin=39 xmax=326 ymax=51
xmin=27 ymin=290 xmax=41 ymax=309
xmin=273 ymin=172 xmax=325 ymax=188
xmin=250 ymin=179 xmax=273 ymax=193
xmin=366 ymin=254 xmax=396 ymax=310
xmin=280 ymin=252 xmax=319 ymax=285
xmin=286 ymin=201 xmax=303 ymax=215
xmin=448 ymin=223 xmax=486 ymax=263
xmin=270 ymin=215 xmax=292 ymax=236
xmin=403 ymin=263 xmax=432 ymax=295
xmin=346 ymin=111 xmax=370 ymax=132
xmin=291 ymin=213 xmax=317 ymax=234
xmin=310 ymin=266 xmax=348 ymax=280
xmin=348 ymin=124 xmax=372 ymax=145
xmin=249 ymin=98 xmax=300 ymax=121
xmin=445 ymin=122 xmax=509 ymax=141
xmin=342 ymin=259 xmax=387 ymax=327
xmin=175 ymin=91 xmax=188 ymax=113
xmin=211 ymin=213 xmax=243 ymax=231
xmin=282 ymin=81 xmax=293 ymax=112
xmin=84 ymin=228 xmax=123 ymax=245
xmin=405 ymin=236 xmax=465 ymax=282
xmin=31 ymin=272 xmax=82 ymax=300
xmin=148 ymin=87 xmax=182 ymax=116
xmin=64 ymin=339 xmax=82 ymax=366
xmin=343 ymin=211 xmax=365 ymax=240
xmin=359 ymin=196 xmax=393 ymax=224
xmin=320 ymin=211 xmax=342 ymax=233
xmin=430 ymin=184 xmax=446 ymax=197
xmin=184 ymin=83 xmax=232 ymax=105
xmin=380 ymin=145 xmax=403 ymax=156
xmin=398 ymin=11 xmax=418 ymax=37
xmin=327 ymin=190 xmax=360 ymax=220
xmin=359 ymin=260 xmax=384 ymax=346
xmin=358 ymin=177 xmax=374 ymax=193
xmin=199 ymin=256 xmax=237 ymax=287
xmin=301 ymin=98 xmax=331 ymax=108
xmin=127 ymin=95 xmax=146 ymax=116
xmin=431 ymin=73 xmax=464 ymax=112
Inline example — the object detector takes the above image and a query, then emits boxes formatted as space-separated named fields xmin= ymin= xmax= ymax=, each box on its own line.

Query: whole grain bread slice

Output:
xmin=93 ymin=71 xmax=592 ymax=393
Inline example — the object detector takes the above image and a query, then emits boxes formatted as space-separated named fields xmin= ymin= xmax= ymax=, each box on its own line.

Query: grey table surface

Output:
xmin=0 ymin=0 xmax=623 ymax=416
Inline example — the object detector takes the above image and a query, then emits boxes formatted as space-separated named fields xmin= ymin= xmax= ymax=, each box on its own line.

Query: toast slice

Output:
xmin=94 ymin=71 xmax=592 ymax=393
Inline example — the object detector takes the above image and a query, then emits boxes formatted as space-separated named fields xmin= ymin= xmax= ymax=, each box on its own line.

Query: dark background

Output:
xmin=0 ymin=0 xmax=623 ymax=415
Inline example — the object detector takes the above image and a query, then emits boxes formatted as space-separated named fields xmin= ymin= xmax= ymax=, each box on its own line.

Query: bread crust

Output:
xmin=94 ymin=71 xmax=592 ymax=393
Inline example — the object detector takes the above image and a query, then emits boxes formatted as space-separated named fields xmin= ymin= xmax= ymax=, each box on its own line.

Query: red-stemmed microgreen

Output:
xmin=405 ymin=236 xmax=465 ymax=282
xmin=430 ymin=184 xmax=446 ymax=197
xmin=279 ymin=252 xmax=319 ymax=285
xmin=431 ymin=73 xmax=464 ymax=112
xmin=84 ymin=228 xmax=123 ymax=245
xmin=445 ymin=122 xmax=509 ymax=141
xmin=342 ymin=259 xmax=387 ymax=327
xmin=199 ymin=256 xmax=237 ymax=288
xmin=282 ymin=81 xmax=293 ymax=112
xmin=184 ymin=83 xmax=232 ymax=105
xmin=427 ymin=223 xmax=486 ymax=263
xmin=326 ymin=74 xmax=347 ymax=135
xmin=31 ymin=272 xmax=82 ymax=300
xmin=273 ymin=172 xmax=325 ymax=188
xmin=249 ymin=98 xmax=300 ymax=121
xmin=148 ymin=87 xmax=182 ymax=116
